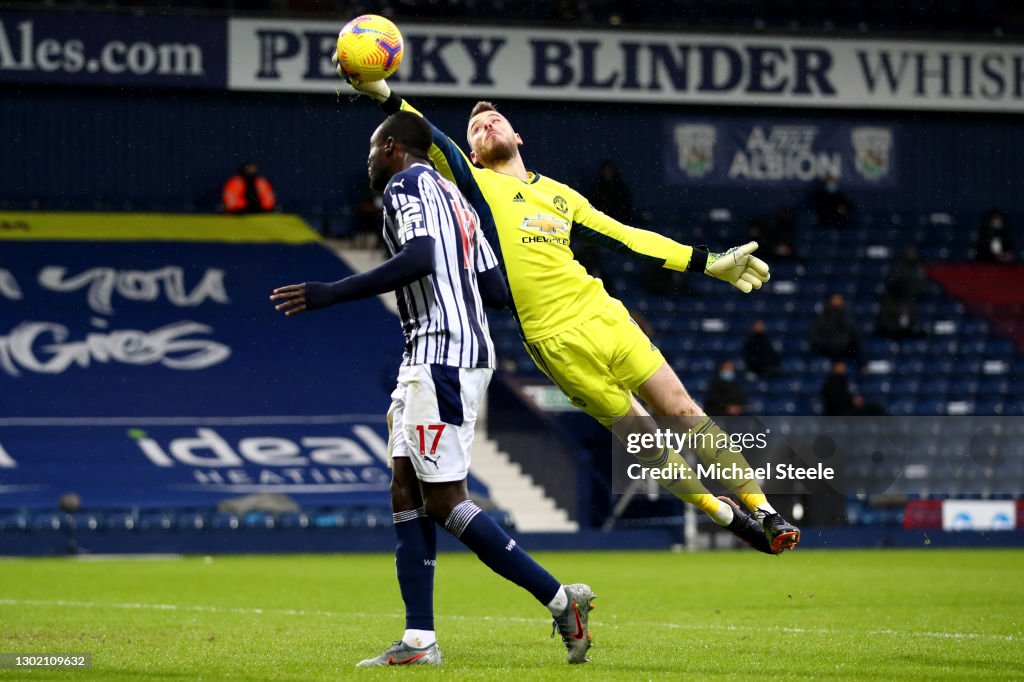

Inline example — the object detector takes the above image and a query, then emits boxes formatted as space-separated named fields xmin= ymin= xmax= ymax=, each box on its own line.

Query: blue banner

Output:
xmin=663 ymin=119 xmax=899 ymax=188
xmin=0 ymin=421 xmax=393 ymax=508
xmin=0 ymin=215 xmax=488 ymax=508
xmin=0 ymin=11 xmax=225 ymax=89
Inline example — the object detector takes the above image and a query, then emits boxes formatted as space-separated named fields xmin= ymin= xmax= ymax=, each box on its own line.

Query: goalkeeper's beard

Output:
xmin=473 ymin=136 xmax=518 ymax=165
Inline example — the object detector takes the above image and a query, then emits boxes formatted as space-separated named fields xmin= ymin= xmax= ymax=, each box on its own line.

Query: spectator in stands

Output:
xmin=222 ymin=161 xmax=276 ymax=214
xmin=821 ymin=361 xmax=854 ymax=416
xmin=811 ymin=172 xmax=853 ymax=228
xmin=569 ymin=160 xmax=637 ymax=282
xmin=743 ymin=319 xmax=782 ymax=377
xmin=810 ymin=293 xmax=863 ymax=364
xmin=548 ymin=0 xmax=593 ymax=23
xmin=749 ymin=207 xmax=796 ymax=260
xmin=352 ymin=184 xmax=384 ymax=249
xmin=876 ymin=247 xmax=927 ymax=339
xmin=572 ymin=239 xmax=604 ymax=280
xmin=590 ymin=160 xmax=634 ymax=224
xmin=885 ymin=246 xmax=928 ymax=301
xmin=850 ymin=393 xmax=886 ymax=416
xmin=975 ymin=209 xmax=1016 ymax=263
xmin=704 ymin=360 xmax=747 ymax=416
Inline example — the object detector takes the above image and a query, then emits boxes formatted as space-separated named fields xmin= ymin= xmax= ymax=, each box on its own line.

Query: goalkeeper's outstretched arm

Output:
xmin=572 ymin=197 xmax=770 ymax=293
xmin=333 ymin=66 xmax=480 ymax=195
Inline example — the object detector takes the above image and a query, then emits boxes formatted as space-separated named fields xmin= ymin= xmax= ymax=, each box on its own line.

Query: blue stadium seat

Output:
xmin=890 ymin=379 xmax=921 ymax=395
xmin=243 ymin=511 xmax=276 ymax=529
xmin=278 ymin=512 xmax=311 ymax=529
xmin=30 ymin=512 xmax=63 ymax=531
xmin=866 ymin=339 xmax=899 ymax=356
xmin=490 ymin=509 xmax=516 ymax=531
xmin=989 ymin=338 xmax=1018 ymax=356
xmin=104 ymin=511 xmax=136 ymax=531
xmin=210 ymin=512 xmax=241 ymax=530
xmin=888 ymin=398 xmax=917 ymax=416
xmin=70 ymin=512 xmax=101 ymax=531
xmin=926 ymin=358 xmax=959 ymax=375
xmin=0 ymin=511 xmax=29 ymax=532
xmin=978 ymin=377 xmax=1010 ymax=395
xmin=764 ymin=399 xmax=799 ymax=415
xmin=347 ymin=508 xmax=391 ymax=529
xmin=312 ymin=509 xmax=350 ymax=528
xmin=177 ymin=511 xmax=207 ymax=531
xmin=859 ymin=377 xmax=890 ymax=395
xmin=919 ymin=378 xmax=951 ymax=396
xmin=917 ymin=399 xmax=948 ymax=415
xmin=781 ymin=357 xmax=808 ymax=374
xmin=949 ymin=377 xmax=980 ymax=396
xmin=974 ymin=399 xmax=1005 ymax=416
xmin=138 ymin=511 xmax=175 ymax=531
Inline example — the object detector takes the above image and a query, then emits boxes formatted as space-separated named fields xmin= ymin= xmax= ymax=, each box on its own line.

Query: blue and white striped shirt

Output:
xmin=382 ymin=163 xmax=498 ymax=369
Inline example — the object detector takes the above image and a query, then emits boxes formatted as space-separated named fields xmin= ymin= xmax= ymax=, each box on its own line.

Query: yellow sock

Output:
xmin=634 ymin=447 xmax=726 ymax=520
xmin=687 ymin=416 xmax=769 ymax=513
xmin=739 ymin=492 xmax=768 ymax=512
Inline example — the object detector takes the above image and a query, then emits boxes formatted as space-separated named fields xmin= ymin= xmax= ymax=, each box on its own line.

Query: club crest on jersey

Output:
xmin=553 ymin=196 xmax=569 ymax=214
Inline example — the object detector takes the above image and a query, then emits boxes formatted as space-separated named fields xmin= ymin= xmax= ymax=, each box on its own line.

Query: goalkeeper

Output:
xmin=341 ymin=68 xmax=799 ymax=555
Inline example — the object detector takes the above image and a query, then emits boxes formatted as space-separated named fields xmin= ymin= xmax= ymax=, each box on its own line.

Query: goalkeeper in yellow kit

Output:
xmin=341 ymin=69 xmax=799 ymax=556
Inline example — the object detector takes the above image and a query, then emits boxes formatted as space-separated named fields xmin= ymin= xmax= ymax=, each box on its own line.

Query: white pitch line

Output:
xmin=0 ymin=598 xmax=1016 ymax=643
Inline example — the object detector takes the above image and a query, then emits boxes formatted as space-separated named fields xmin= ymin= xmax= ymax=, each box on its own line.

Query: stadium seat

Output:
xmin=243 ymin=512 xmax=276 ymax=529
xmin=278 ymin=513 xmax=311 ymax=529
xmin=0 ymin=511 xmax=29 ymax=532
xmin=347 ymin=508 xmax=391 ymax=529
xmin=104 ymin=512 xmax=136 ymax=531
xmin=30 ymin=512 xmax=64 ymax=531
xmin=70 ymin=512 xmax=101 ymax=531
xmin=138 ymin=511 xmax=175 ymax=531
xmin=176 ymin=512 xmax=207 ymax=531
xmin=210 ymin=513 xmax=241 ymax=530
xmin=312 ymin=509 xmax=350 ymax=528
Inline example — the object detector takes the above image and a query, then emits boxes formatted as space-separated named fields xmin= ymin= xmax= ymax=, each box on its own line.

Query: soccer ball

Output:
xmin=336 ymin=14 xmax=404 ymax=83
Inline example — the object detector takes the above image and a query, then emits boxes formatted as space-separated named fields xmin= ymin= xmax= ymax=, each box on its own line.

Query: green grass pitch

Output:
xmin=1 ymin=548 xmax=1022 ymax=680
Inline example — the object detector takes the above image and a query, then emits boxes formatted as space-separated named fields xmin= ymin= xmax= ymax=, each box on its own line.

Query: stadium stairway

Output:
xmin=468 ymin=435 xmax=578 ymax=532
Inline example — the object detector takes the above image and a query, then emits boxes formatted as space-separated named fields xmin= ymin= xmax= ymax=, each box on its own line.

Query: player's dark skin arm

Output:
xmin=270 ymin=237 xmax=435 ymax=315
xmin=270 ymin=239 xmax=505 ymax=314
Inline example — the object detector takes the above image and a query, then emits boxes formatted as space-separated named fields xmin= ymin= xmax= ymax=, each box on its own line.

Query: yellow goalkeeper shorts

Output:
xmin=523 ymin=298 xmax=665 ymax=426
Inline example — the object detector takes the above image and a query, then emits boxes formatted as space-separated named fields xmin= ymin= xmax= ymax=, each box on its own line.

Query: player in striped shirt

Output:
xmin=270 ymin=112 xmax=596 ymax=667
xmin=340 ymin=72 xmax=799 ymax=556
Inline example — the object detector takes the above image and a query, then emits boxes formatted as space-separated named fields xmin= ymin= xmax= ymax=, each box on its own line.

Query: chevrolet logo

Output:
xmin=523 ymin=214 xmax=569 ymax=234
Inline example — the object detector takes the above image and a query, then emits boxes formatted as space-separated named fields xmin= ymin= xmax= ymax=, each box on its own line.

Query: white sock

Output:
xmin=402 ymin=629 xmax=436 ymax=648
xmin=710 ymin=499 xmax=734 ymax=526
xmin=546 ymin=585 xmax=568 ymax=615
xmin=756 ymin=503 xmax=777 ymax=518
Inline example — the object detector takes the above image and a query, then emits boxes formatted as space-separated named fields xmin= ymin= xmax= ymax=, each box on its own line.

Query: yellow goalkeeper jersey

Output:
xmin=401 ymin=100 xmax=697 ymax=342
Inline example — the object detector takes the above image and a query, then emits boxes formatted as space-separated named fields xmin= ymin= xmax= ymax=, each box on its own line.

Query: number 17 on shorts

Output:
xmin=386 ymin=364 xmax=492 ymax=483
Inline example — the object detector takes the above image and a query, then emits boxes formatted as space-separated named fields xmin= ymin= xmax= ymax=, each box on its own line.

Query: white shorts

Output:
xmin=387 ymin=364 xmax=493 ymax=483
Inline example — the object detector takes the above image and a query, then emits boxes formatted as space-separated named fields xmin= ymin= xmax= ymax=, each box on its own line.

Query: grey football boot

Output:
xmin=550 ymin=583 xmax=597 ymax=664
xmin=355 ymin=640 xmax=442 ymax=667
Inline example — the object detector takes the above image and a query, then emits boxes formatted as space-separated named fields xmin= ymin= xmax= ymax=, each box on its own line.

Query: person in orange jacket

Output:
xmin=223 ymin=161 xmax=276 ymax=213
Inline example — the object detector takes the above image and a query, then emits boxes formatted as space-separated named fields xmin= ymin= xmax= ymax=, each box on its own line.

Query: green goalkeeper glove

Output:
xmin=331 ymin=50 xmax=392 ymax=102
xmin=704 ymin=241 xmax=770 ymax=293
